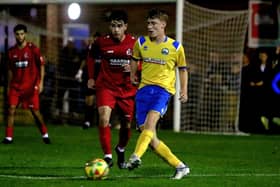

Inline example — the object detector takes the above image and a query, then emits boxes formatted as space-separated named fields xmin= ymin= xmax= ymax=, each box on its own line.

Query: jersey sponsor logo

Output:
xmin=161 ymin=48 xmax=169 ymax=55
xmin=15 ymin=60 xmax=29 ymax=68
xmin=109 ymin=59 xmax=130 ymax=66
xmin=143 ymin=57 xmax=166 ymax=65
xmin=143 ymin=46 xmax=148 ymax=51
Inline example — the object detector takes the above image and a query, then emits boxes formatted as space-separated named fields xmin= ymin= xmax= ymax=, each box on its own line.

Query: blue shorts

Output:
xmin=135 ymin=85 xmax=171 ymax=127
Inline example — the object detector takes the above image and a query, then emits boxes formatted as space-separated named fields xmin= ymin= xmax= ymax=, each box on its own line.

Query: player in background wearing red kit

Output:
xmin=87 ymin=10 xmax=138 ymax=169
xmin=2 ymin=24 xmax=51 ymax=144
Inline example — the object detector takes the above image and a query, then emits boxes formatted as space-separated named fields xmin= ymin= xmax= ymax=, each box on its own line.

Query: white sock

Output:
xmin=5 ymin=137 xmax=12 ymax=141
xmin=176 ymin=162 xmax=186 ymax=169
xmin=42 ymin=133 xmax=49 ymax=138
xmin=117 ymin=146 xmax=125 ymax=152
xmin=104 ymin=154 xmax=112 ymax=159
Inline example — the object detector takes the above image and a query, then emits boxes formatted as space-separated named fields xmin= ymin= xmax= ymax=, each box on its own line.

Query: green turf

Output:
xmin=0 ymin=125 xmax=279 ymax=187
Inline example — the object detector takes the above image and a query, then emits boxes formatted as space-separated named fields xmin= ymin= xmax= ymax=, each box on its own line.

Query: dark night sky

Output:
xmin=188 ymin=0 xmax=249 ymax=10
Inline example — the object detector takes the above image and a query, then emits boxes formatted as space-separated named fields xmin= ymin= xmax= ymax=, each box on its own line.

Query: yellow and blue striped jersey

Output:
xmin=132 ymin=36 xmax=187 ymax=94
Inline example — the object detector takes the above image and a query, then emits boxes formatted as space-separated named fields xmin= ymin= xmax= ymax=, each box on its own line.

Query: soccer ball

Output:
xmin=84 ymin=158 xmax=109 ymax=180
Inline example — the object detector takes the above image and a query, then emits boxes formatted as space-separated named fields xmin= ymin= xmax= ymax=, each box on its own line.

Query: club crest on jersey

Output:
xmin=143 ymin=46 xmax=148 ymax=51
xmin=24 ymin=52 xmax=29 ymax=59
xmin=161 ymin=48 xmax=169 ymax=55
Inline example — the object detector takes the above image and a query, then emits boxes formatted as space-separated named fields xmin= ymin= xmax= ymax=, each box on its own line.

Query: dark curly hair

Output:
xmin=109 ymin=10 xmax=128 ymax=23
xmin=13 ymin=24 xmax=27 ymax=33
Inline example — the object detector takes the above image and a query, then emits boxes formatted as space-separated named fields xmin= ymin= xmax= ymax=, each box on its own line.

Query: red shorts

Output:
xmin=9 ymin=88 xmax=40 ymax=110
xmin=96 ymin=87 xmax=136 ymax=122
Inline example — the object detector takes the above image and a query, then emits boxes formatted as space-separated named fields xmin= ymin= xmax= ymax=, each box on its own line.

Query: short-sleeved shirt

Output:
xmin=132 ymin=36 xmax=187 ymax=95
xmin=89 ymin=34 xmax=137 ymax=98
xmin=8 ymin=42 xmax=44 ymax=93
xmin=8 ymin=42 xmax=44 ymax=109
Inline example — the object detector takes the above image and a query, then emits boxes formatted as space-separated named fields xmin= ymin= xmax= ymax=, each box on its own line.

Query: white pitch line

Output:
xmin=190 ymin=173 xmax=280 ymax=177
xmin=0 ymin=175 xmax=85 ymax=180
xmin=0 ymin=173 xmax=280 ymax=180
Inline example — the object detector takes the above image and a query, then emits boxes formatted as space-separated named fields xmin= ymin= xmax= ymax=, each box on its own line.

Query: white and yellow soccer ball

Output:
xmin=84 ymin=158 xmax=109 ymax=180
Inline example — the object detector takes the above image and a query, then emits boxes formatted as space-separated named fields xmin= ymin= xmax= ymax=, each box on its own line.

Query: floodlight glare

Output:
xmin=68 ymin=3 xmax=81 ymax=20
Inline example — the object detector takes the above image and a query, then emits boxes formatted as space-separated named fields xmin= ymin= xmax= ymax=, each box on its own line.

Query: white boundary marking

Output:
xmin=0 ymin=173 xmax=280 ymax=180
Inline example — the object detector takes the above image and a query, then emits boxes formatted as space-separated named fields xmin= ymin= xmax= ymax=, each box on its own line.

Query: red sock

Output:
xmin=5 ymin=126 xmax=13 ymax=138
xmin=99 ymin=126 xmax=111 ymax=154
xmin=118 ymin=127 xmax=131 ymax=148
xmin=40 ymin=124 xmax=48 ymax=135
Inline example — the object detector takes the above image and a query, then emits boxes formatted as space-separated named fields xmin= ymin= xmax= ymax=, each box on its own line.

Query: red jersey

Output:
xmin=88 ymin=34 xmax=136 ymax=91
xmin=8 ymin=42 xmax=44 ymax=92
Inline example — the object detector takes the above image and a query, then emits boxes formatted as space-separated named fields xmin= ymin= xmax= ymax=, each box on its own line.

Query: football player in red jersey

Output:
xmin=2 ymin=24 xmax=51 ymax=144
xmin=87 ymin=10 xmax=138 ymax=169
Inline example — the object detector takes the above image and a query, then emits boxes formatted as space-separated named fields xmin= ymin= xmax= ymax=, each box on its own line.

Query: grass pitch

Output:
xmin=0 ymin=124 xmax=279 ymax=187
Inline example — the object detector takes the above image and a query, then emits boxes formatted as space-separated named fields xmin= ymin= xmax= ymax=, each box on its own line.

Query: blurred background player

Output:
xmin=75 ymin=32 xmax=101 ymax=129
xmin=2 ymin=24 xmax=51 ymax=144
xmin=127 ymin=9 xmax=190 ymax=179
xmin=87 ymin=10 xmax=138 ymax=169
xmin=56 ymin=37 xmax=81 ymax=122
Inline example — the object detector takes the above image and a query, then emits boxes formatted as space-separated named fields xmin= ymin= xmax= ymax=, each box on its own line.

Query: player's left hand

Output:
xmin=179 ymin=91 xmax=188 ymax=103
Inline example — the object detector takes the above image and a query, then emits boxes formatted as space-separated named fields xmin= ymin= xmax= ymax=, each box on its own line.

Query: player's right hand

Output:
xmin=87 ymin=78 xmax=95 ymax=89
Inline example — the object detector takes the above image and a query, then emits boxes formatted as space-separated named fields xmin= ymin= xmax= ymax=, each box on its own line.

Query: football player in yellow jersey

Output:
xmin=127 ymin=9 xmax=190 ymax=179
